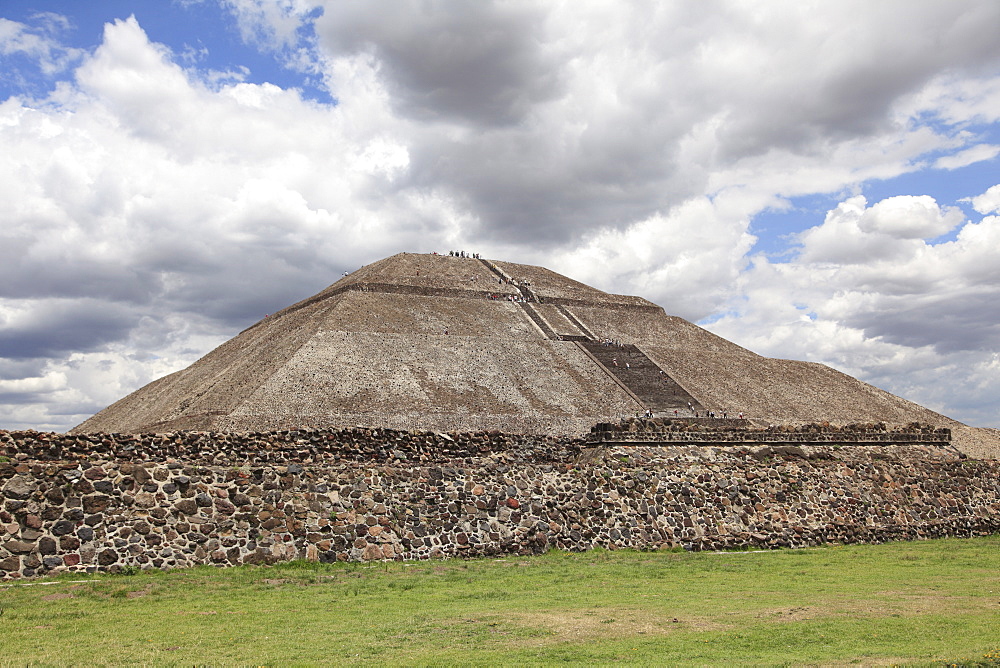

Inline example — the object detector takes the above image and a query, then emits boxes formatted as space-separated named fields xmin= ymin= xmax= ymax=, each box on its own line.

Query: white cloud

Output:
xmin=0 ymin=372 xmax=66 ymax=395
xmin=2 ymin=3 xmax=1000 ymax=429
xmin=221 ymin=0 xmax=314 ymax=44
xmin=858 ymin=195 xmax=964 ymax=239
xmin=969 ymin=184 xmax=1000 ymax=214
xmin=790 ymin=195 xmax=964 ymax=267
xmin=550 ymin=194 xmax=758 ymax=322
xmin=708 ymin=189 xmax=1000 ymax=425
xmin=934 ymin=143 xmax=1000 ymax=170
xmin=903 ymin=73 xmax=1000 ymax=127
xmin=0 ymin=15 xmax=84 ymax=77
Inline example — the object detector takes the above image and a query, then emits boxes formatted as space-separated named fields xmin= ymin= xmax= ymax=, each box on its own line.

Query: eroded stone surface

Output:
xmin=64 ymin=253 xmax=1000 ymax=457
xmin=1 ymin=426 xmax=999 ymax=580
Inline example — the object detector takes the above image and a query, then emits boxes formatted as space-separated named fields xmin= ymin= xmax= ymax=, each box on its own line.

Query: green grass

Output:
xmin=1 ymin=536 xmax=999 ymax=666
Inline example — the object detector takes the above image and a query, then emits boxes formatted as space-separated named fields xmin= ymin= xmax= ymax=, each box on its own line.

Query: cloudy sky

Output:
xmin=1 ymin=1 xmax=999 ymax=432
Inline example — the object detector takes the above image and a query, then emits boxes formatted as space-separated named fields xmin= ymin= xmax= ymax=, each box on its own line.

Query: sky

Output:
xmin=1 ymin=1 xmax=999 ymax=432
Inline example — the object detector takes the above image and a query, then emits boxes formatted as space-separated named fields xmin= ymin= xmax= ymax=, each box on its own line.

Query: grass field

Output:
xmin=1 ymin=536 xmax=999 ymax=666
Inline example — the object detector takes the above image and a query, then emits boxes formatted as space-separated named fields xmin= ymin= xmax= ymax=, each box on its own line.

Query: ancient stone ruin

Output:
xmin=2 ymin=425 xmax=999 ymax=579
xmin=2 ymin=252 xmax=998 ymax=579
xmin=588 ymin=418 xmax=953 ymax=446
xmin=69 ymin=252 xmax=996 ymax=455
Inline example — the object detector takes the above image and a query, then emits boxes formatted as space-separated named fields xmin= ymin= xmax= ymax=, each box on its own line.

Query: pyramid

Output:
xmin=73 ymin=252 xmax=994 ymax=453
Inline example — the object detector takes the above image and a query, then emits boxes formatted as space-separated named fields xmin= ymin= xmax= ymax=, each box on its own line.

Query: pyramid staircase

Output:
xmin=555 ymin=305 xmax=598 ymax=341
xmin=480 ymin=256 xmax=700 ymax=413
xmin=520 ymin=302 xmax=559 ymax=339
xmin=478 ymin=258 xmax=536 ymax=299
xmin=478 ymin=258 xmax=558 ymax=338
xmin=579 ymin=341 xmax=702 ymax=414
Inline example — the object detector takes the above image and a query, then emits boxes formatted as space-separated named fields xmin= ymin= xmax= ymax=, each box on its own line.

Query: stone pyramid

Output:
xmin=75 ymin=252 xmax=981 ymax=446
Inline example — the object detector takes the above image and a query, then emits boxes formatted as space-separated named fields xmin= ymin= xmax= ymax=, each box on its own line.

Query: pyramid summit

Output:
xmin=73 ymin=252 xmax=992 ymax=452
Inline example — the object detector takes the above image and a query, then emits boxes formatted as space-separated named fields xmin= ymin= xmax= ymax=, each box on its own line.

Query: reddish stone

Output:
xmin=506 ymin=498 xmax=519 ymax=509
xmin=63 ymin=553 xmax=81 ymax=567
xmin=213 ymin=499 xmax=236 ymax=515
xmin=83 ymin=495 xmax=111 ymax=514
xmin=84 ymin=467 xmax=106 ymax=480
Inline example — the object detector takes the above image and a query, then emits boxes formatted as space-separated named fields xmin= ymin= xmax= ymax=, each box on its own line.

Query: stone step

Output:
xmin=556 ymin=305 xmax=598 ymax=340
xmin=534 ymin=303 xmax=589 ymax=340
xmin=519 ymin=302 xmax=559 ymax=340
xmin=580 ymin=341 xmax=702 ymax=412
xmin=479 ymin=257 xmax=538 ymax=302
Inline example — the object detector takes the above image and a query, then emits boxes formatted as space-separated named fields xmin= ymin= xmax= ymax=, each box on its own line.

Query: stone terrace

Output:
xmin=587 ymin=418 xmax=953 ymax=446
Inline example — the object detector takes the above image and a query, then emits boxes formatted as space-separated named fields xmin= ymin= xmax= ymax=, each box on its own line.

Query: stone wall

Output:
xmin=588 ymin=419 xmax=952 ymax=445
xmin=2 ymin=427 xmax=999 ymax=579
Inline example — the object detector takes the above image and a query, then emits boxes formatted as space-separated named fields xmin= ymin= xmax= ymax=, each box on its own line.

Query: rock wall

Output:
xmin=2 ymin=428 xmax=999 ymax=579
xmin=589 ymin=419 xmax=952 ymax=445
